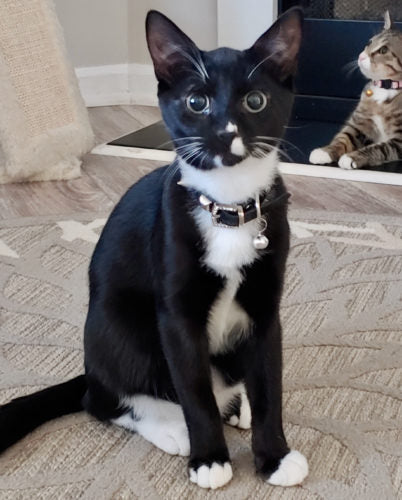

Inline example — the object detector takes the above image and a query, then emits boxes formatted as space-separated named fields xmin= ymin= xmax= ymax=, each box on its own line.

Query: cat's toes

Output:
xmin=267 ymin=450 xmax=308 ymax=487
xmin=153 ymin=422 xmax=190 ymax=456
xmin=309 ymin=148 xmax=332 ymax=165
xmin=338 ymin=154 xmax=358 ymax=169
xmin=189 ymin=462 xmax=233 ymax=489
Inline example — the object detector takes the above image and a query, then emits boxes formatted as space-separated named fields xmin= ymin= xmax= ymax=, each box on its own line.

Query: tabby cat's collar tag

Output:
xmin=366 ymin=89 xmax=373 ymax=97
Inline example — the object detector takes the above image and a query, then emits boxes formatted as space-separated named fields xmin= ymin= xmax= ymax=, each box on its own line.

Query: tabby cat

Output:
xmin=310 ymin=11 xmax=402 ymax=169
xmin=0 ymin=9 xmax=308 ymax=490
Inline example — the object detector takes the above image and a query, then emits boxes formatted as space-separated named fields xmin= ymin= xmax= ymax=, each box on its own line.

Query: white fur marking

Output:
xmin=238 ymin=391 xmax=252 ymax=429
xmin=213 ymin=155 xmax=224 ymax=168
xmin=179 ymin=151 xmax=278 ymax=204
xmin=194 ymin=208 xmax=261 ymax=276
xmin=267 ymin=450 xmax=309 ymax=487
xmin=230 ymin=137 xmax=246 ymax=156
xmin=228 ymin=415 xmax=239 ymax=426
xmin=114 ymin=395 xmax=190 ymax=456
xmin=207 ymin=272 xmax=252 ymax=354
xmin=371 ymin=86 xmax=398 ymax=104
xmin=309 ymin=148 xmax=332 ymax=165
xmin=372 ymin=114 xmax=389 ymax=142
xmin=226 ymin=122 xmax=238 ymax=133
xmin=190 ymin=462 xmax=233 ymax=489
xmin=338 ymin=154 xmax=357 ymax=170
xmin=211 ymin=369 xmax=243 ymax=413
xmin=225 ymin=388 xmax=252 ymax=429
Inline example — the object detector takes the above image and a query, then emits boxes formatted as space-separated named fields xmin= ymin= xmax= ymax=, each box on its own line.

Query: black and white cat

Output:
xmin=0 ymin=9 xmax=308 ymax=490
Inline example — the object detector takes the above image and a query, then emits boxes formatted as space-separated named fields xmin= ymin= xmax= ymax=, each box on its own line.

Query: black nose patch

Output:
xmin=216 ymin=131 xmax=236 ymax=146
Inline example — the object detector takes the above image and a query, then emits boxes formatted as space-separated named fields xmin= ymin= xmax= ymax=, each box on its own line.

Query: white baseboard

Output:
xmin=75 ymin=63 xmax=158 ymax=107
xmin=91 ymin=144 xmax=402 ymax=185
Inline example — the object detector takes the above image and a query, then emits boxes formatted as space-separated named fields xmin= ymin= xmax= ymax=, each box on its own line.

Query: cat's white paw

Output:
xmin=137 ymin=419 xmax=190 ymax=456
xmin=189 ymin=462 xmax=233 ymax=489
xmin=338 ymin=154 xmax=357 ymax=169
xmin=157 ymin=422 xmax=190 ymax=456
xmin=309 ymin=148 xmax=332 ymax=165
xmin=267 ymin=450 xmax=308 ymax=487
xmin=227 ymin=392 xmax=252 ymax=429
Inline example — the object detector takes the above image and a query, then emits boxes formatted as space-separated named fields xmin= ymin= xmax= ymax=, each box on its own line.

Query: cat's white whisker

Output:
xmin=168 ymin=43 xmax=209 ymax=81
xmin=247 ymin=52 xmax=276 ymax=79
xmin=255 ymin=135 xmax=303 ymax=158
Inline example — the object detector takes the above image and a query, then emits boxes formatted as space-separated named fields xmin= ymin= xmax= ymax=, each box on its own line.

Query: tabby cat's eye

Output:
xmin=379 ymin=46 xmax=388 ymax=54
xmin=186 ymin=94 xmax=210 ymax=114
xmin=243 ymin=91 xmax=268 ymax=113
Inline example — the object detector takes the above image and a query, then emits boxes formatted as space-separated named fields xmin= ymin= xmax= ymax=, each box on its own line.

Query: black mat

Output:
xmin=108 ymin=119 xmax=402 ymax=174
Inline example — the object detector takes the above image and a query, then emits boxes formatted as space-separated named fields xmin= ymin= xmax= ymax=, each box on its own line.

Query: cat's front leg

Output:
xmin=338 ymin=139 xmax=402 ymax=169
xmin=245 ymin=315 xmax=308 ymax=487
xmin=159 ymin=310 xmax=232 ymax=490
xmin=310 ymin=121 xmax=367 ymax=165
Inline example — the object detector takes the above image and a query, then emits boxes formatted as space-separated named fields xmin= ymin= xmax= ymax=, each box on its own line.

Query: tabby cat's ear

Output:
xmin=248 ymin=7 xmax=303 ymax=81
xmin=146 ymin=11 xmax=204 ymax=84
xmin=384 ymin=10 xmax=392 ymax=30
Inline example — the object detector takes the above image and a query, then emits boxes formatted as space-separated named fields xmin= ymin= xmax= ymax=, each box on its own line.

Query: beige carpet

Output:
xmin=0 ymin=209 xmax=401 ymax=499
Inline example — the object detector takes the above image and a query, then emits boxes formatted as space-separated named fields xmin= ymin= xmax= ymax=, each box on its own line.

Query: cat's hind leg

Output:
xmin=112 ymin=395 xmax=190 ymax=456
xmin=225 ymin=390 xmax=252 ymax=429
xmin=211 ymin=368 xmax=251 ymax=430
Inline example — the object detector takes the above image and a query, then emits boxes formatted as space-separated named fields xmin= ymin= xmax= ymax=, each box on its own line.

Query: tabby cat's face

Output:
xmin=358 ymin=27 xmax=402 ymax=81
xmin=146 ymin=9 xmax=303 ymax=170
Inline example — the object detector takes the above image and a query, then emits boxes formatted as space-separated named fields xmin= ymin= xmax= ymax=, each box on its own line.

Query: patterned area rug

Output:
xmin=0 ymin=210 xmax=401 ymax=499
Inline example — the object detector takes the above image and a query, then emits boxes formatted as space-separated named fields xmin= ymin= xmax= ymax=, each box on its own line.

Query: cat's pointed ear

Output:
xmin=384 ymin=10 xmax=392 ymax=30
xmin=248 ymin=7 xmax=303 ymax=81
xmin=146 ymin=11 xmax=205 ymax=84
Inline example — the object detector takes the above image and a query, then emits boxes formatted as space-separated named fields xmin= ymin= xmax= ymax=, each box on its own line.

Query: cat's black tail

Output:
xmin=0 ymin=375 xmax=87 ymax=453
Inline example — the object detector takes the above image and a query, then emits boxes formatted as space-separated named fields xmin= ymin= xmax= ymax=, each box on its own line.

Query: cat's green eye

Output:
xmin=186 ymin=94 xmax=210 ymax=114
xmin=243 ymin=91 xmax=268 ymax=113
xmin=379 ymin=46 xmax=388 ymax=54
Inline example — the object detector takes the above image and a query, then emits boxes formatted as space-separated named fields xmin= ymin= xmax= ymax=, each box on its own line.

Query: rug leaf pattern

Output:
xmin=0 ymin=211 xmax=401 ymax=499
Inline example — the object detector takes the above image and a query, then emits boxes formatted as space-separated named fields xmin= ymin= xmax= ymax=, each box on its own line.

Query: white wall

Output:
xmin=54 ymin=0 xmax=129 ymax=67
xmin=128 ymin=0 xmax=218 ymax=65
xmin=54 ymin=0 xmax=276 ymax=106
xmin=217 ymin=0 xmax=277 ymax=49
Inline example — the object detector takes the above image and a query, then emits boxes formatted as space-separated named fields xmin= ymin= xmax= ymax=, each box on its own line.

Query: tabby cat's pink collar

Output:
xmin=373 ymin=79 xmax=402 ymax=90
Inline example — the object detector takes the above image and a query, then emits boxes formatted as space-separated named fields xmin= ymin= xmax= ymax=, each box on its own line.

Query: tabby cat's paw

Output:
xmin=266 ymin=450 xmax=308 ymax=487
xmin=309 ymin=148 xmax=333 ymax=165
xmin=189 ymin=462 xmax=233 ymax=489
xmin=338 ymin=154 xmax=358 ymax=169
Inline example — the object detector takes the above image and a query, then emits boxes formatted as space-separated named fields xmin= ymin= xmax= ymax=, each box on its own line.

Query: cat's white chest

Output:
xmin=194 ymin=208 xmax=258 ymax=354
xmin=370 ymin=86 xmax=398 ymax=104
xmin=207 ymin=270 xmax=252 ymax=354
xmin=194 ymin=208 xmax=260 ymax=277
xmin=181 ymin=153 xmax=278 ymax=354
xmin=372 ymin=114 xmax=389 ymax=142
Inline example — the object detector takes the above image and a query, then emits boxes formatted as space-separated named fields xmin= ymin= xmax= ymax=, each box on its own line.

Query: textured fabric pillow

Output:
xmin=0 ymin=0 xmax=94 ymax=183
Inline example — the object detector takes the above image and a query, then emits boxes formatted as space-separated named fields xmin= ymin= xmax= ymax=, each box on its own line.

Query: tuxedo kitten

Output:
xmin=0 ymin=8 xmax=308 ymax=490
xmin=310 ymin=11 xmax=402 ymax=169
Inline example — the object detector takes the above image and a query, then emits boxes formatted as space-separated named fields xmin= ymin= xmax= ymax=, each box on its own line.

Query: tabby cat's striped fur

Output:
xmin=310 ymin=11 xmax=402 ymax=170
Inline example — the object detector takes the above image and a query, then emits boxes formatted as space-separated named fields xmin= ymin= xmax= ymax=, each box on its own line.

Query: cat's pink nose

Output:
xmin=358 ymin=52 xmax=368 ymax=62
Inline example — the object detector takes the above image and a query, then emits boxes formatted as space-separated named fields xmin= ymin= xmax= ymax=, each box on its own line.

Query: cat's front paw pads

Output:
xmin=267 ymin=450 xmax=308 ymax=487
xmin=338 ymin=154 xmax=358 ymax=170
xmin=189 ymin=462 xmax=233 ymax=489
xmin=309 ymin=148 xmax=333 ymax=165
xmin=227 ymin=392 xmax=251 ymax=429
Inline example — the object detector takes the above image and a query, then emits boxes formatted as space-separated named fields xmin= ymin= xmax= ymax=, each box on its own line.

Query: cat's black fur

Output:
xmin=0 ymin=8 xmax=304 ymax=486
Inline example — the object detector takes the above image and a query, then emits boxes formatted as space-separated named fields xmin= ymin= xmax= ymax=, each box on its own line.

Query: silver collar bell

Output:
xmin=253 ymin=194 xmax=269 ymax=250
xmin=253 ymin=217 xmax=269 ymax=249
